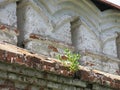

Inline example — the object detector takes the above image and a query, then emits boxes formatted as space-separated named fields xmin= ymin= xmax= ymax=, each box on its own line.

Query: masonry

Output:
xmin=0 ymin=0 xmax=120 ymax=90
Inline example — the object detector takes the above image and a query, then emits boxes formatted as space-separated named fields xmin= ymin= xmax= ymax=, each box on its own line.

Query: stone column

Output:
xmin=71 ymin=16 xmax=120 ymax=75
xmin=0 ymin=0 xmax=18 ymax=45
xmin=116 ymin=33 xmax=120 ymax=59
xmin=71 ymin=19 xmax=101 ymax=53
xmin=17 ymin=0 xmax=74 ymax=57
xmin=102 ymin=33 xmax=117 ymax=57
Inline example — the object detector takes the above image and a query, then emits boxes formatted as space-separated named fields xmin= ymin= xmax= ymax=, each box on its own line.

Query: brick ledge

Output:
xmin=0 ymin=42 xmax=120 ymax=89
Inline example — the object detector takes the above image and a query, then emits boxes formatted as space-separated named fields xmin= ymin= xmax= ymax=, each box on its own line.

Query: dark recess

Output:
xmin=87 ymin=83 xmax=93 ymax=90
xmin=91 ymin=0 xmax=116 ymax=11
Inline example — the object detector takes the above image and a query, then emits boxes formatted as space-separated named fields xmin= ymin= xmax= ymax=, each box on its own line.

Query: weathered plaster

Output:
xmin=0 ymin=1 xmax=17 ymax=27
xmin=0 ymin=1 xmax=120 ymax=89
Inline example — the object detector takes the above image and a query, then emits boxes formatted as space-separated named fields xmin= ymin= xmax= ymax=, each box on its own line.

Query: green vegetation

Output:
xmin=57 ymin=49 xmax=80 ymax=72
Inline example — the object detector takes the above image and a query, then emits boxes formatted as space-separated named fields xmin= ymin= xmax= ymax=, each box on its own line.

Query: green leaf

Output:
xmin=56 ymin=48 xmax=81 ymax=72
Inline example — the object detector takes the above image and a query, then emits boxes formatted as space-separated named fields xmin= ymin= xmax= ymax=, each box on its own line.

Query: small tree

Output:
xmin=57 ymin=49 xmax=80 ymax=72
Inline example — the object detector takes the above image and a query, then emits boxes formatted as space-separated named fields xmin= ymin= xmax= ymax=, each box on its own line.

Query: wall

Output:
xmin=16 ymin=0 xmax=120 ymax=75
xmin=0 ymin=0 xmax=120 ymax=85
xmin=0 ymin=0 xmax=120 ymax=90
xmin=0 ymin=43 xmax=119 ymax=90
xmin=0 ymin=0 xmax=18 ymax=45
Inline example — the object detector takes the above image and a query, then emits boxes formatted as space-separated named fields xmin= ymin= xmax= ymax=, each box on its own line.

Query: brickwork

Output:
xmin=0 ymin=42 xmax=120 ymax=90
xmin=0 ymin=0 xmax=120 ymax=89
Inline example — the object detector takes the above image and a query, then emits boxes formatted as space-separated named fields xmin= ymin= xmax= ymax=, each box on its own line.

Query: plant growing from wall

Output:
xmin=57 ymin=49 xmax=80 ymax=72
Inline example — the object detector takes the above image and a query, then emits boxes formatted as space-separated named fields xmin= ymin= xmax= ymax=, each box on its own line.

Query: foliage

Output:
xmin=57 ymin=49 xmax=80 ymax=72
